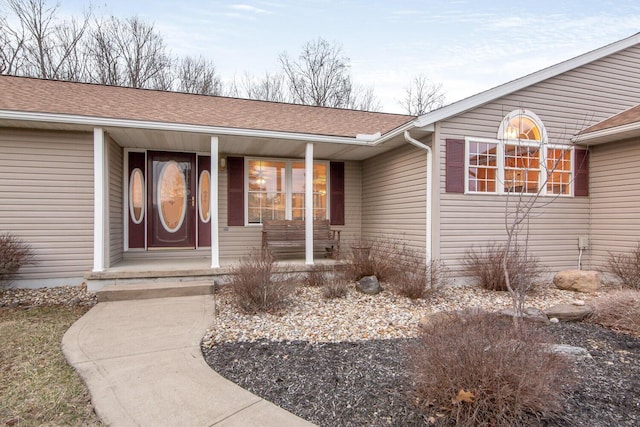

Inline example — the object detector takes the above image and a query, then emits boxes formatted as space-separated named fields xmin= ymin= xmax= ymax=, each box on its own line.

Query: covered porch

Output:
xmin=89 ymin=123 xmax=428 ymax=290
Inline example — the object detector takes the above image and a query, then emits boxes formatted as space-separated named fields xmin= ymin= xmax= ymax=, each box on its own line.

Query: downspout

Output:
xmin=403 ymin=131 xmax=432 ymax=265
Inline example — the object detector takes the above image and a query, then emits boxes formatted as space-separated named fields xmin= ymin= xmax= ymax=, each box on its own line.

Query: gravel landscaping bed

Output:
xmin=202 ymin=284 xmax=640 ymax=426
xmin=0 ymin=284 xmax=96 ymax=308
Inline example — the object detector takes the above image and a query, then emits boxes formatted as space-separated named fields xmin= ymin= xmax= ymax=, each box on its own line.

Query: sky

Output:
xmin=57 ymin=0 xmax=640 ymax=113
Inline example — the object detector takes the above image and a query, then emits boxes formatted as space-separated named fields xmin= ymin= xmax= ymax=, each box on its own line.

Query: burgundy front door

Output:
xmin=147 ymin=151 xmax=196 ymax=248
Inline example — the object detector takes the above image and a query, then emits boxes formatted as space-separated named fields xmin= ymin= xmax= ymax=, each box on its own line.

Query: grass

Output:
xmin=0 ymin=305 xmax=102 ymax=426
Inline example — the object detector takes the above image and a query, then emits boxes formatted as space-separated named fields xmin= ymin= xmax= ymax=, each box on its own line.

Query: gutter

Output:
xmin=572 ymin=121 xmax=640 ymax=145
xmin=403 ymin=130 xmax=432 ymax=266
xmin=0 ymin=109 xmax=416 ymax=147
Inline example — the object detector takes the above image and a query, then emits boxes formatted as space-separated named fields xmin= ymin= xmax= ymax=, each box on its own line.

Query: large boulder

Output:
xmin=544 ymin=303 xmax=593 ymax=322
xmin=553 ymin=270 xmax=601 ymax=293
xmin=356 ymin=275 xmax=381 ymax=295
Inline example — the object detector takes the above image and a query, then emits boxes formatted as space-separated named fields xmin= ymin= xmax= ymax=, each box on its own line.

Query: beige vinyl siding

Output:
xmin=0 ymin=128 xmax=93 ymax=283
xmin=108 ymin=136 xmax=123 ymax=265
xmin=589 ymin=138 xmax=640 ymax=271
xmin=433 ymin=44 xmax=640 ymax=277
xmin=362 ymin=144 xmax=427 ymax=251
xmin=218 ymin=160 xmax=362 ymax=261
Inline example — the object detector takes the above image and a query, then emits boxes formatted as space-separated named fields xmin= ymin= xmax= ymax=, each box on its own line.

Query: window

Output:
xmin=246 ymin=158 xmax=328 ymax=224
xmin=465 ymin=109 xmax=573 ymax=196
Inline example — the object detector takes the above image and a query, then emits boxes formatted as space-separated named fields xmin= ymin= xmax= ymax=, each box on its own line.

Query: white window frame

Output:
xmin=244 ymin=157 xmax=330 ymax=225
xmin=464 ymin=137 xmax=574 ymax=197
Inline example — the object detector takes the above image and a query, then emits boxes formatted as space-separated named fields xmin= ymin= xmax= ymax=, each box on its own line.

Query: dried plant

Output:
xmin=392 ymin=255 xmax=450 ymax=300
xmin=408 ymin=310 xmax=572 ymax=426
xmin=608 ymin=244 xmax=640 ymax=289
xmin=589 ymin=289 xmax=640 ymax=337
xmin=0 ymin=232 xmax=34 ymax=290
xmin=303 ymin=264 xmax=329 ymax=287
xmin=230 ymin=250 xmax=293 ymax=314
xmin=321 ymin=279 xmax=349 ymax=299
xmin=464 ymin=243 xmax=544 ymax=292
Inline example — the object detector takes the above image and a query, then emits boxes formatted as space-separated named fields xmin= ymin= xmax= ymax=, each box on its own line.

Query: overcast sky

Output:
xmin=61 ymin=0 xmax=640 ymax=113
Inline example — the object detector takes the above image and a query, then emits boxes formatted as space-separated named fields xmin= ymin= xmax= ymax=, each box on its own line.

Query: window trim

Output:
xmin=464 ymin=137 xmax=575 ymax=197
xmin=244 ymin=157 xmax=330 ymax=226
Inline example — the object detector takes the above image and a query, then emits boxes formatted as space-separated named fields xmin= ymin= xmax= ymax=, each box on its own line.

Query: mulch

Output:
xmin=203 ymin=322 xmax=640 ymax=426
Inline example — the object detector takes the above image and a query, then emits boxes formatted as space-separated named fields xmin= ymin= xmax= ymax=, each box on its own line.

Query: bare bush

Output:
xmin=392 ymin=256 xmax=449 ymax=300
xmin=321 ymin=279 xmax=349 ymax=299
xmin=589 ymin=289 xmax=640 ymax=337
xmin=608 ymin=244 xmax=640 ymax=289
xmin=229 ymin=250 xmax=293 ymax=314
xmin=303 ymin=264 xmax=329 ymax=287
xmin=464 ymin=242 xmax=544 ymax=292
xmin=408 ymin=310 xmax=572 ymax=426
xmin=0 ymin=232 xmax=34 ymax=290
xmin=344 ymin=238 xmax=403 ymax=282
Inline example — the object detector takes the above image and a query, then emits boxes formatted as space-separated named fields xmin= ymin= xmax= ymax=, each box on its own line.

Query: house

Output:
xmin=2 ymin=32 xmax=640 ymax=290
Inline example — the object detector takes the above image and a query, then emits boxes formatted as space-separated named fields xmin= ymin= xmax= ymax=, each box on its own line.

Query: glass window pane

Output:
xmin=129 ymin=168 xmax=144 ymax=224
xmin=467 ymin=141 xmax=498 ymax=193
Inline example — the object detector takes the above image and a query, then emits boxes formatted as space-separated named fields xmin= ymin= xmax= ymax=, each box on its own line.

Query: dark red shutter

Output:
xmin=445 ymin=139 xmax=465 ymax=193
xmin=574 ymin=148 xmax=589 ymax=197
xmin=330 ymin=162 xmax=345 ymax=225
xmin=227 ymin=156 xmax=244 ymax=226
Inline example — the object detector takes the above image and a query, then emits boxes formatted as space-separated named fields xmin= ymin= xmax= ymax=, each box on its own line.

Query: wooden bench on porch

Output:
xmin=261 ymin=219 xmax=341 ymax=259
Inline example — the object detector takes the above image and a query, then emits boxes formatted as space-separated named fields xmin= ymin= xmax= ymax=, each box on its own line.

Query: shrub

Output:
xmin=463 ymin=242 xmax=544 ymax=292
xmin=321 ymin=279 xmax=349 ymax=299
xmin=589 ymin=289 xmax=640 ymax=337
xmin=392 ymin=256 xmax=450 ymax=300
xmin=408 ymin=310 xmax=572 ymax=426
xmin=0 ymin=233 xmax=34 ymax=290
xmin=303 ymin=264 xmax=329 ymax=287
xmin=344 ymin=238 xmax=400 ymax=281
xmin=608 ymin=244 xmax=640 ymax=289
xmin=230 ymin=250 xmax=293 ymax=314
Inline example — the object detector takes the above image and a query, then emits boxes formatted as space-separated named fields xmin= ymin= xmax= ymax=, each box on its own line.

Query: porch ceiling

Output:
xmin=1 ymin=119 xmax=432 ymax=161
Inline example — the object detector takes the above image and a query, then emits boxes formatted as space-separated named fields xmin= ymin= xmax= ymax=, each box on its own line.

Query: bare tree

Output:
xmin=279 ymin=37 xmax=377 ymax=109
xmin=345 ymin=84 xmax=382 ymax=112
xmin=175 ymin=55 xmax=222 ymax=95
xmin=399 ymin=73 xmax=445 ymax=115
xmin=242 ymin=72 xmax=289 ymax=102
xmin=6 ymin=0 xmax=90 ymax=79
xmin=87 ymin=16 xmax=172 ymax=89
xmin=0 ymin=13 xmax=25 ymax=74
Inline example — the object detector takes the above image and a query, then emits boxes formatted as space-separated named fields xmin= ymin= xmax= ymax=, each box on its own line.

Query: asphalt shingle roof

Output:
xmin=0 ymin=75 xmax=414 ymax=138
xmin=580 ymin=104 xmax=640 ymax=135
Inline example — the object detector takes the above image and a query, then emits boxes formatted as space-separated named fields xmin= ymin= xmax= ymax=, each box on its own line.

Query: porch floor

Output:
xmin=84 ymin=257 xmax=343 ymax=291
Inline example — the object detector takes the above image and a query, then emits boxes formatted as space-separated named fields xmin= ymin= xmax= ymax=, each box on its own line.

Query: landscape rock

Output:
xmin=548 ymin=343 xmax=592 ymax=360
xmin=544 ymin=303 xmax=593 ymax=322
xmin=553 ymin=270 xmax=601 ymax=293
xmin=499 ymin=306 xmax=550 ymax=324
xmin=356 ymin=276 xmax=381 ymax=295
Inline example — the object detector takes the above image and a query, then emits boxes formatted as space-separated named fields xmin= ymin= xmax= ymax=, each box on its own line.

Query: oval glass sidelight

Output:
xmin=129 ymin=168 xmax=145 ymax=224
xmin=199 ymin=170 xmax=211 ymax=223
xmin=158 ymin=161 xmax=186 ymax=233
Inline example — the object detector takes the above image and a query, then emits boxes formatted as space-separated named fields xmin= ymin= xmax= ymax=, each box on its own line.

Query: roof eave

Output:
xmin=574 ymin=121 xmax=640 ymax=145
xmin=0 ymin=109 xmax=416 ymax=146
xmin=414 ymin=32 xmax=640 ymax=129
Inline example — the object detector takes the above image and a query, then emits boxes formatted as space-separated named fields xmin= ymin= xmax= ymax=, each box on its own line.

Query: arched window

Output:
xmin=498 ymin=109 xmax=547 ymax=142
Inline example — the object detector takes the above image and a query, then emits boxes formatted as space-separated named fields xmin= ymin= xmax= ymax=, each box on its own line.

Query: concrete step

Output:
xmin=96 ymin=281 xmax=215 ymax=302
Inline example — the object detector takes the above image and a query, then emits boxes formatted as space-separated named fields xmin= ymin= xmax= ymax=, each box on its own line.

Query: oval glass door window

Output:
xmin=199 ymin=170 xmax=211 ymax=223
xmin=158 ymin=161 xmax=186 ymax=233
xmin=129 ymin=168 xmax=145 ymax=224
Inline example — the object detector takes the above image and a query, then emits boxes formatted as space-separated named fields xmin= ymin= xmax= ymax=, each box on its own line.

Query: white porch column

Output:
xmin=305 ymin=142 xmax=314 ymax=265
xmin=210 ymin=136 xmax=220 ymax=268
xmin=93 ymin=128 xmax=107 ymax=272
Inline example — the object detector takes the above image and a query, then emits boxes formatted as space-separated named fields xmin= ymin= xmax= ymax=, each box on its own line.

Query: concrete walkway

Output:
xmin=62 ymin=295 xmax=314 ymax=426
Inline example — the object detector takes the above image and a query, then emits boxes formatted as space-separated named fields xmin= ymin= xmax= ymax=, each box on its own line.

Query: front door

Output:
xmin=147 ymin=151 xmax=196 ymax=248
